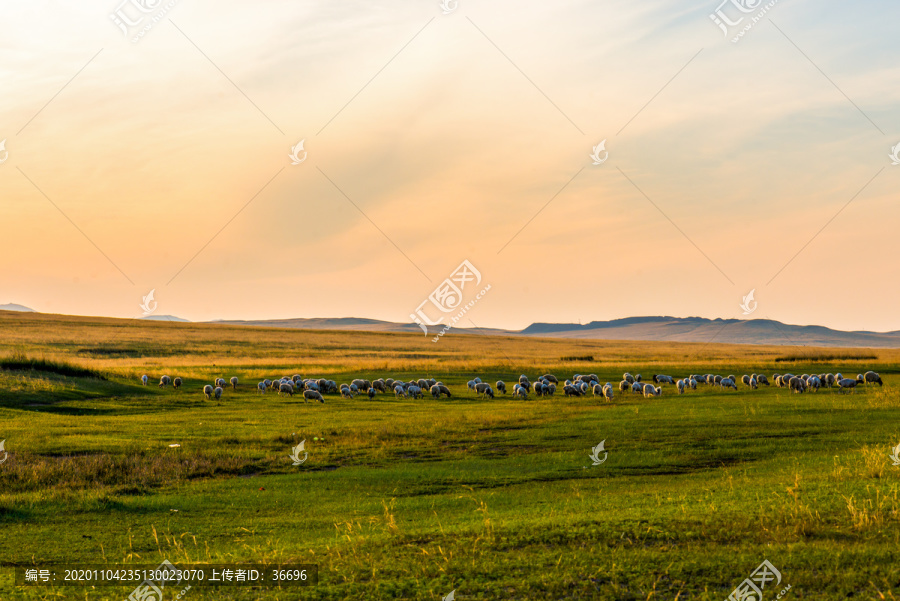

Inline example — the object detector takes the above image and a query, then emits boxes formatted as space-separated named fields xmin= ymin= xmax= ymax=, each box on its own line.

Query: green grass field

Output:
xmin=2 ymin=311 xmax=900 ymax=600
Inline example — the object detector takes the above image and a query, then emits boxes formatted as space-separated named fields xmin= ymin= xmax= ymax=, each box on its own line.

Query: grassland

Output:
xmin=1 ymin=310 xmax=900 ymax=600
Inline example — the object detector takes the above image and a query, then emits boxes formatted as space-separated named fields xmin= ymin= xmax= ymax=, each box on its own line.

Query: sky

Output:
xmin=1 ymin=0 xmax=898 ymax=332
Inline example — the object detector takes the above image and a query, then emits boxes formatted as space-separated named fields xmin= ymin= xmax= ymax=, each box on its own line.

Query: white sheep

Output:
xmin=864 ymin=371 xmax=883 ymax=386
xmin=159 ymin=375 xmax=171 ymax=388
xmin=257 ymin=382 xmax=266 ymax=394
xmin=602 ymin=383 xmax=613 ymax=400
xmin=141 ymin=374 xmax=148 ymax=386
xmin=203 ymin=384 xmax=213 ymax=400
xmin=173 ymin=377 xmax=182 ymax=390
xmin=643 ymin=384 xmax=661 ymax=398
xmin=230 ymin=376 xmax=238 ymax=390
xmin=304 ymin=390 xmax=325 ymax=403
xmin=214 ymin=386 xmax=223 ymax=400
xmin=676 ymin=379 xmax=685 ymax=394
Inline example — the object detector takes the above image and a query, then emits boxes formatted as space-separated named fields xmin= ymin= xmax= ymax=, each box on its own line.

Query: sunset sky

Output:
xmin=1 ymin=0 xmax=898 ymax=332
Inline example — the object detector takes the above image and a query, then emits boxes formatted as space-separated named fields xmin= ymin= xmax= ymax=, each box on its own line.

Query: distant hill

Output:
xmin=0 ymin=303 xmax=35 ymax=312
xmin=210 ymin=316 xmax=507 ymax=336
xmin=520 ymin=316 xmax=900 ymax=348
xmin=141 ymin=314 xmax=191 ymax=322
xmin=208 ymin=315 xmax=900 ymax=348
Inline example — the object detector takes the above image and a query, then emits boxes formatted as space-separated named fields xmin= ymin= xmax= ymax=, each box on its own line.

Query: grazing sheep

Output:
xmin=482 ymin=385 xmax=495 ymax=399
xmin=159 ymin=375 xmax=171 ymax=388
xmin=141 ymin=374 xmax=149 ymax=386
xmin=303 ymin=390 xmax=325 ymax=403
xmin=214 ymin=386 xmax=223 ymax=400
xmin=757 ymin=375 xmax=770 ymax=386
xmin=837 ymin=378 xmax=858 ymax=393
xmin=623 ymin=373 xmax=635 ymax=384
xmin=653 ymin=375 xmax=675 ymax=385
xmin=676 ymin=379 xmax=685 ymax=394
xmin=473 ymin=377 xmax=482 ymax=384
xmin=475 ymin=382 xmax=494 ymax=398
xmin=496 ymin=381 xmax=507 ymax=394
xmin=203 ymin=384 xmax=213 ymax=400
xmin=408 ymin=385 xmax=423 ymax=399
xmin=173 ymin=377 xmax=182 ymax=390
xmin=373 ymin=379 xmax=386 ymax=393
xmin=635 ymin=374 xmax=643 ymax=383
xmin=689 ymin=378 xmax=698 ymax=390
xmin=631 ymin=382 xmax=643 ymax=394
xmin=279 ymin=382 xmax=294 ymax=397
xmin=749 ymin=377 xmax=758 ymax=390
xmin=230 ymin=376 xmax=238 ymax=390
xmin=643 ymin=384 xmax=661 ymax=398
xmin=351 ymin=379 xmax=367 ymax=391
xmin=542 ymin=374 xmax=559 ymax=384
xmin=263 ymin=379 xmax=273 ymax=390
xmin=592 ymin=383 xmax=603 ymax=397
xmin=789 ymin=377 xmax=805 ymax=394
xmin=215 ymin=378 xmax=226 ymax=389
xmin=368 ymin=387 xmax=376 ymax=400
xmin=864 ymin=371 xmax=883 ymax=386
xmin=257 ymin=382 xmax=266 ymax=394
xmin=467 ymin=380 xmax=477 ymax=391
xmin=602 ymin=383 xmax=613 ymax=400
xmin=385 ymin=378 xmax=395 ymax=389
xmin=436 ymin=384 xmax=451 ymax=398
xmin=721 ymin=378 xmax=737 ymax=390
xmin=514 ymin=385 xmax=527 ymax=399
xmin=341 ymin=388 xmax=353 ymax=399
xmin=430 ymin=384 xmax=442 ymax=399
xmin=532 ymin=381 xmax=544 ymax=397
xmin=563 ymin=385 xmax=580 ymax=397
xmin=807 ymin=376 xmax=821 ymax=392
xmin=394 ymin=385 xmax=407 ymax=398
xmin=618 ymin=380 xmax=630 ymax=392
xmin=741 ymin=375 xmax=751 ymax=386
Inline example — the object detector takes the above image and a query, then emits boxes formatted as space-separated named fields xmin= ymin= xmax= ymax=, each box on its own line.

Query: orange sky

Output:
xmin=1 ymin=0 xmax=899 ymax=332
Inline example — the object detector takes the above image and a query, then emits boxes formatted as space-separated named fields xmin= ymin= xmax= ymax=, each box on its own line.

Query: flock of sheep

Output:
xmin=140 ymin=369 xmax=885 ymax=402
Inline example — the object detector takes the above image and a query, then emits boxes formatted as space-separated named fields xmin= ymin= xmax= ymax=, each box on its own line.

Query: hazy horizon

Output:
xmin=2 ymin=0 xmax=898 ymax=333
